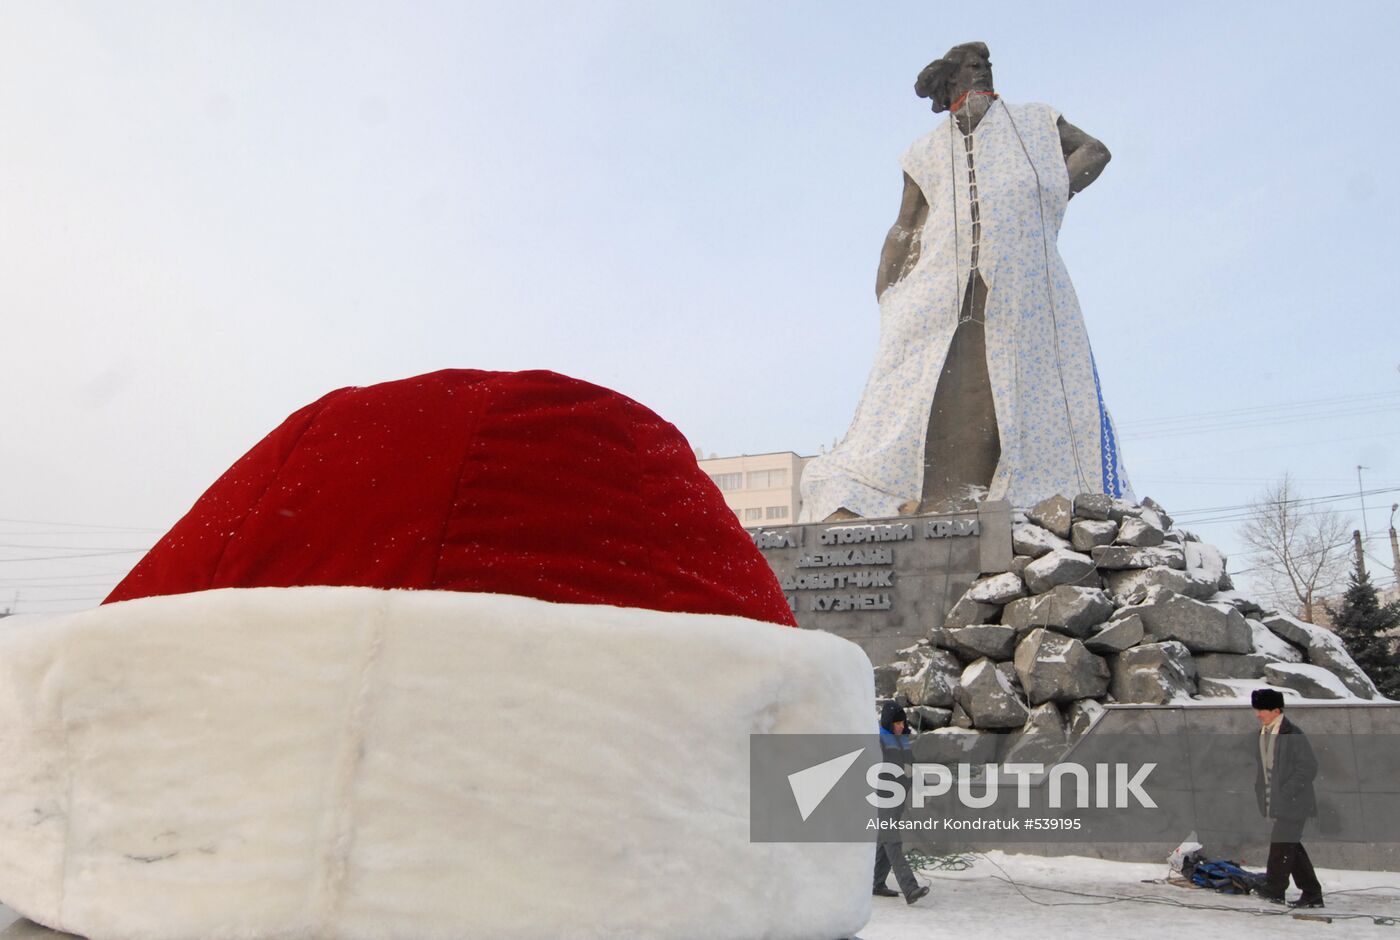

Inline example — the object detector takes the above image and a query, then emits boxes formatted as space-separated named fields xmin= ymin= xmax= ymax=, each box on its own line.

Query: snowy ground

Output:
xmin=0 ymin=852 xmax=1397 ymax=939
xmin=864 ymin=852 xmax=1400 ymax=938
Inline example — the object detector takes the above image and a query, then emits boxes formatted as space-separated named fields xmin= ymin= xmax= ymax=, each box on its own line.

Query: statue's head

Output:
xmin=915 ymin=42 xmax=993 ymax=113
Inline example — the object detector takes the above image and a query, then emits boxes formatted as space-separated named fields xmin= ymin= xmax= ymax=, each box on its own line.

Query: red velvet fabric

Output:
xmin=106 ymin=370 xmax=796 ymax=627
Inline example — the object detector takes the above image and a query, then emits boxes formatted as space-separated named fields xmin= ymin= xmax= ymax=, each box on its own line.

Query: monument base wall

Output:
xmin=749 ymin=502 xmax=1013 ymax=667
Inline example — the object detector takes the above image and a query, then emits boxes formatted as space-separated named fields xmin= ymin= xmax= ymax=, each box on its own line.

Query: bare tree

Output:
xmin=1240 ymin=475 xmax=1352 ymax=622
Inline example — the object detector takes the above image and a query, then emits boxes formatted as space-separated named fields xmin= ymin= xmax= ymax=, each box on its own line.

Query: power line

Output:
xmin=1121 ymin=405 xmax=1400 ymax=442
xmin=1116 ymin=390 xmax=1400 ymax=430
xmin=1171 ymin=486 xmax=1400 ymax=525
xmin=0 ymin=543 xmax=153 ymax=551
xmin=0 ymin=550 xmax=147 ymax=563
xmin=0 ymin=516 xmax=160 ymax=532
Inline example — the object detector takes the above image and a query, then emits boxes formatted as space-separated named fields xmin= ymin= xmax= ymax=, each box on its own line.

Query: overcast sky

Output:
xmin=3 ymin=1 xmax=1397 ymax=614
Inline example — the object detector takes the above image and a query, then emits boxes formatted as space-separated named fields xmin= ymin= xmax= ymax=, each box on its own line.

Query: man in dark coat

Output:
xmin=872 ymin=701 xmax=931 ymax=905
xmin=1252 ymin=687 xmax=1324 ymax=908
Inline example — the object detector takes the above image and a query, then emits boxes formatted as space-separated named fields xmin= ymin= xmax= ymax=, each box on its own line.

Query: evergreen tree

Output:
xmin=1327 ymin=562 xmax=1400 ymax=699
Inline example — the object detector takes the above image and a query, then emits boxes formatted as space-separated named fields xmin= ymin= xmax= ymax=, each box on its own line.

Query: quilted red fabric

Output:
xmin=106 ymin=369 xmax=796 ymax=627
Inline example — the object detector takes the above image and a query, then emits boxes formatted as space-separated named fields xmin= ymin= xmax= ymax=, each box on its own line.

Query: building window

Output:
xmin=745 ymin=507 xmax=764 ymax=521
xmin=747 ymin=468 xmax=788 ymax=489
xmin=765 ymin=506 xmax=789 ymax=520
xmin=710 ymin=472 xmax=743 ymax=491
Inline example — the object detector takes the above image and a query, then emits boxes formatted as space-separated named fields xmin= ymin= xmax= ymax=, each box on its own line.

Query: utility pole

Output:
xmin=1354 ymin=529 xmax=1368 ymax=579
xmin=1390 ymin=504 xmax=1400 ymax=585
xmin=1358 ymin=465 xmax=1371 ymax=538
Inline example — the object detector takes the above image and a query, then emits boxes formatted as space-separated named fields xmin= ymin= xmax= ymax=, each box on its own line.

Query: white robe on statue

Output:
xmin=800 ymin=100 xmax=1132 ymax=521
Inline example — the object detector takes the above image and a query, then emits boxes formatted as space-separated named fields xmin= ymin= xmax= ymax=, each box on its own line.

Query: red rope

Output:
xmin=950 ymin=90 xmax=999 ymax=114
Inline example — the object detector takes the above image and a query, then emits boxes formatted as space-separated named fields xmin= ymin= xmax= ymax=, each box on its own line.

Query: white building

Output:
xmin=697 ymin=451 xmax=813 ymax=527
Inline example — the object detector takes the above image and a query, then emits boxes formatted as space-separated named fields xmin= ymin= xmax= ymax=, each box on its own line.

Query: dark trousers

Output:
xmin=1264 ymin=817 xmax=1322 ymax=899
xmin=873 ymin=838 xmax=919 ymax=897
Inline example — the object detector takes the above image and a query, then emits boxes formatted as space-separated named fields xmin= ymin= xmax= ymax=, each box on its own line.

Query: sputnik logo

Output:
xmin=787 ymin=748 xmax=865 ymax=821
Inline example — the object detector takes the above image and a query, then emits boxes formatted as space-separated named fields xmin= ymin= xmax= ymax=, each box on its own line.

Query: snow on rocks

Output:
xmin=1002 ymin=586 xmax=1114 ymax=639
xmin=1263 ymin=662 xmax=1350 ymax=700
xmin=965 ymin=571 xmax=1028 ymax=605
xmin=1111 ymin=641 xmax=1198 ymax=704
xmin=1260 ymin=612 xmax=1324 ymax=648
xmin=1249 ymin=618 xmax=1303 ymax=663
xmin=894 ymin=647 xmax=960 ymax=707
xmin=1012 ymin=522 xmax=1071 ymax=558
xmin=956 ymin=658 xmax=1030 ymax=728
xmin=1262 ymin=612 xmax=1377 ymax=698
xmin=912 ymin=726 xmax=1001 ymax=765
xmin=1072 ymin=493 xmax=1115 ymax=521
xmin=881 ymin=494 xmax=1380 ymax=763
xmin=1013 ymin=629 xmax=1110 ymax=706
xmin=1003 ymin=702 xmax=1069 ymax=765
xmin=1102 ymin=565 xmax=1196 ymax=601
xmin=1193 ymin=652 xmax=1280 ymax=680
xmin=1023 ymin=548 xmax=1097 ymax=594
xmin=1116 ymin=515 xmax=1164 ymax=547
xmin=1307 ymin=637 xmax=1379 ymax=699
xmin=1026 ymin=494 xmax=1073 ymax=539
xmin=1091 ymin=544 xmax=1186 ymax=571
xmin=1183 ymin=542 xmax=1227 ymax=594
xmin=1084 ymin=613 xmax=1144 ymax=653
xmin=944 ymin=594 xmax=999 ymax=629
xmin=1130 ymin=589 xmax=1252 ymax=653
xmin=906 ymin=705 xmax=953 ymax=731
xmin=1071 ymin=519 xmax=1118 ymax=551
xmin=943 ymin=623 xmax=1018 ymax=661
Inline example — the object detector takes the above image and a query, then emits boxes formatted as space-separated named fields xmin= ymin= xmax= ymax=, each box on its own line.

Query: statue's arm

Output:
xmin=1057 ymin=116 xmax=1111 ymax=198
xmin=875 ymin=172 xmax=929 ymax=300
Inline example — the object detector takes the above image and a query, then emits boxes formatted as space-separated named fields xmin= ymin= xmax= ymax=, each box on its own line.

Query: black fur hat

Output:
xmin=880 ymin=700 xmax=908 ymax=729
xmin=1251 ymin=688 xmax=1286 ymax=710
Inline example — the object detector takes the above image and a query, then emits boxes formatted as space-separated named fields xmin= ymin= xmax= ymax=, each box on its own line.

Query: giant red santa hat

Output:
xmin=0 ymin=370 xmax=874 ymax=940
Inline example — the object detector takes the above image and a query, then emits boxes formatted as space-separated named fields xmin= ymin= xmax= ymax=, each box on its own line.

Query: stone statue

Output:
xmin=799 ymin=41 xmax=1133 ymax=523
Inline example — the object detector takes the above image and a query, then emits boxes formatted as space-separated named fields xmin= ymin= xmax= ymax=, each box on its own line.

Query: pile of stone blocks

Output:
xmin=874 ymin=494 xmax=1381 ymax=766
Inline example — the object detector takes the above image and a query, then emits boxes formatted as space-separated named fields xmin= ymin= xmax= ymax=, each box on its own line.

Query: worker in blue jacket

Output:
xmin=873 ymin=701 xmax=931 ymax=905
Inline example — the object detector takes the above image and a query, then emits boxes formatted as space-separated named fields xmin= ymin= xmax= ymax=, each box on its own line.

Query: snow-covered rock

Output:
xmin=1111 ymin=641 xmax=1197 ymax=704
xmin=1027 ymin=494 xmax=1073 ymax=539
xmin=1307 ymin=637 xmax=1380 ymax=699
xmin=1249 ymin=618 xmax=1303 ymax=663
xmin=1003 ymin=702 xmax=1070 ymax=765
xmin=895 ymin=647 xmax=961 ymax=707
xmin=1260 ymin=613 xmax=1377 ymax=698
xmin=1073 ymin=493 xmax=1115 ymax=521
xmin=965 ymin=571 xmax=1028 ymax=605
xmin=945 ymin=623 xmax=1019 ymax=661
xmin=912 ymin=727 xmax=1001 ymax=766
xmin=1091 ymin=544 xmax=1186 ymax=571
xmin=1116 ymin=515 xmax=1164 ymax=547
xmin=1263 ymin=662 xmax=1353 ymax=700
xmin=1193 ymin=652 xmax=1278 ymax=680
xmin=1071 ymin=519 xmax=1119 ymax=552
xmin=1085 ymin=614 xmax=1145 ymax=653
xmin=1002 ymin=586 xmax=1114 ymax=639
xmin=1012 ymin=523 xmax=1072 ymax=558
xmin=1132 ymin=590 xmax=1252 ymax=654
xmin=1023 ymin=549 xmax=1098 ymax=594
xmin=1260 ymin=612 xmax=1327 ymax=649
xmin=1182 ymin=542 xmax=1227 ymax=596
xmin=906 ymin=706 xmax=953 ymax=731
xmin=1013 ymin=629 xmax=1110 ymax=706
xmin=1103 ymin=566 xmax=1197 ymax=601
xmin=944 ymin=594 xmax=999 ymax=629
xmin=956 ymin=658 xmax=1030 ymax=728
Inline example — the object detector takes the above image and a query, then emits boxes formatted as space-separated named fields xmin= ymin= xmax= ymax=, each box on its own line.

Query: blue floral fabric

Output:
xmin=800 ymin=101 xmax=1132 ymax=520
